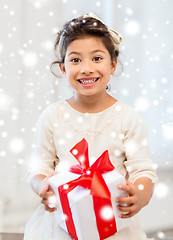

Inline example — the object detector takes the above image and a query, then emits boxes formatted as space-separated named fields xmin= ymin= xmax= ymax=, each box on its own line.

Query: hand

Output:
xmin=39 ymin=173 xmax=58 ymax=213
xmin=116 ymin=180 xmax=148 ymax=218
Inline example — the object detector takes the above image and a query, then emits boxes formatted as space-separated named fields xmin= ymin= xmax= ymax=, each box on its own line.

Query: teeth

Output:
xmin=79 ymin=78 xmax=98 ymax=84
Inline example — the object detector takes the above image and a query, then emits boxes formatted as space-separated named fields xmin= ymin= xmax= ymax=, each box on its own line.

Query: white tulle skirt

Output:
xmin=24 ymin=204 xmax=154 ymax=240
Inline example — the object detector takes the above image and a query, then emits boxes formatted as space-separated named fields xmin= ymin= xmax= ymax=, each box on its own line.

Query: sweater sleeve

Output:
xmin=27 ymin=104 xmax=59 ymax=184
xmin=122 ymin=105 xmax=158 ymax=183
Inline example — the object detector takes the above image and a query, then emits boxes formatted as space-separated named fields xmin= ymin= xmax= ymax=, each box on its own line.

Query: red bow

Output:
xmin=58 ymin=138 xmax=117 ymax=240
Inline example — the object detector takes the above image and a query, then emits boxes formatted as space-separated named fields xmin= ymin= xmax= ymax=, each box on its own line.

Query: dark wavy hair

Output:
xmin=51 ymin=15 xmax=120 ymax=76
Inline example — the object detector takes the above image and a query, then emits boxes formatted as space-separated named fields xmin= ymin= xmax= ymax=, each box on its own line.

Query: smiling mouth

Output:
xmin=77 ymin=77 xmax=99 ymax=84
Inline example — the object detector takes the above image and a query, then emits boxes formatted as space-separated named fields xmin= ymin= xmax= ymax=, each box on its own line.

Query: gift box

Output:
xmin=48 ymin=139 xmax=130 ymax=240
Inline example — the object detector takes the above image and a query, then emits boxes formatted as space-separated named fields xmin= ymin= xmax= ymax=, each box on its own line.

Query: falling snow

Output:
xmin=134 ymin=97 xmax=150 ymax=112
xmin=22 ymin=52 xmax=38 ymax=67
xmin=0 ymin=0 xmax=173 ymax=234
xmin=63 ymin=184 xmax=69 ymax=190
xmin=100 ymin=206 xmax=114 ymax=220
xmin=72 ymin=149 xmax=78 ymax=155
xmin=124 ymin=20 xmax=141 ymax=36
xmin=48 ymin=195 xmax=58 ymax=208
xmin=138 ymin=184 xmax=144 ymax=191
xmin=9 ymin=138 xmax=25 ymax=154
xmin=154 ymin=182 xmax=169 ymax=199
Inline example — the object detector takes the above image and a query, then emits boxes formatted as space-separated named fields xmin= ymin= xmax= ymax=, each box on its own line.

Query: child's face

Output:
xmin=59 ymin=36 xmax=116 ymax=98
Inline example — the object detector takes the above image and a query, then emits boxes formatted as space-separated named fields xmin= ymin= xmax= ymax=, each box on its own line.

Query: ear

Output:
xmin=111 ymin=58 xmax=117 ymax=75
xmin=59 ymin=63 xmax=66 ymax=75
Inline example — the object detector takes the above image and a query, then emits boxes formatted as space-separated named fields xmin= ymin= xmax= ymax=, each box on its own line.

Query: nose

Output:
xmin=80 ymin=61 xmax=94 ymax=75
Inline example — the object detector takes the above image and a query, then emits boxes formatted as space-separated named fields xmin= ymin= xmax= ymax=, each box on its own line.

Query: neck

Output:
xmin=67 ymin=92 xmax=117 ymax=113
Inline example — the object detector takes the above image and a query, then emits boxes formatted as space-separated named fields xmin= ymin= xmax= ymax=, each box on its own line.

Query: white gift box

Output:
xmin=48 ymin=169 xmax=131 ymax=240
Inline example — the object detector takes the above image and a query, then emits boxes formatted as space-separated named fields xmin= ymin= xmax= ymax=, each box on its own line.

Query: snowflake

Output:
xmin=21 ymin=128 xmax=26 ymax=133
xmin=165 ymin=20 xmax=170 ymax=25
xmin=162 ymin=124 xmax=173 ymax=140
xmin=41 ymin=40 xmax=53 ymax=50
xmin=34 ymin=2 xmax=42 ymax=8
xmin=29 ymin=0 xmax=48 ymax=8
xmin=141 ymin=138 xmax=149 ymax=147
xmin=126 ymin=166 xmax=132 ymax=172
xmin=157 ymin=231 xmax=165 ymax=239
xmin=145 ymin=50 xmax=150 ymax=55
xmin=124 ymin=20 xmax=140 ymax=36
xmin=64 ymin=112 xmax=70 ymax=119
xmin=0 ymin=92 xmax=11 ymax=111
xmin=152 ymin=163 xmax=158 ymax=170
xmin=0 ymin=43 xmax=3 ymax=53
xmin=117 ymin=4 xmax=122 ymax=8
xmin=37 ymin=22 xmax=43 ymax=27
xmin=9 ymin=138 xmax=25 ymax=154
xmin=134 ymin=97 xmax=150 ymax=112
xmin=62 ymin=214 xmax=68 ymax=221
xmin=17 ymin=158 xmax=24 ymax=165
xmin=77 ymin=117 xmax=83 ymax=123
xmin=79 ymin=155 xmax=85 ymax=163
xmin=72 ymin=149 xmax=78 ymax=155
xmin=121 ymin=88 xmax=129 ymax=96
xmin=48 ymin=195 xmax=57 ymax=208
xmin=11 ymin=114 xmax=18 ymax=121
xmin=114 ymin=150 xmax=121 ymax=157
xmin=66 ymin=131 xmax=73 ymax=139
xmin=154 ymin=182 xmax=169 ymax=199
xmin=23 ymin=52 xmax=38 ymax=67
xmin=0 ymin=151 xmax=6 ymax=157
xmin=63 ymin=184 xmax=69 ymax=190
xmin=138 ymin=184 xmax=144 ymax=190
xmin=110 ymin=132 xmax=117 ymax=138
xmin=3 ymin=5 xmax=8 ymax=9
xmin=141 ymin=89 xmax=148 ymax=95
xmin=166 ymin=106 xmax=173 ymax=114
xmin=86 ymin=170 xmax=91 ymax=175
xmin=125 ymin=141 xmax=137 ymax=155
xmin=49 ymin=12 xmax=54 ymax=17
xmin=27 ymin=91 xmax=34 ymax=99
xmin=96 ymin=1 xmax=101 ymax=7
xmin=161 ymin=77 xmax=167 ymax=84
xmin=0 ymin=120 xmax=4 ymax=126
xmin=153 ymin=100 xmax=159 ymax=106
xmin=126 ymin=8 xmax=133 ymax=16
xmin=8 ymin=33 xmax=12 ymax=38
xmin=119 ymin=134 xmax=124 ymax=140
xmin=58 ymin=139 xmax=65 ymax=145
xmin=9 ymin=11 xmax=15 ymax=16
xmin=100 ymin=206 xmax=114 ymax=220
xmin=72 ymin=9 xmax=77 ymax=15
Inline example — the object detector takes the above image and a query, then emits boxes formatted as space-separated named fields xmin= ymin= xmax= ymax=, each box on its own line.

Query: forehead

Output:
xmin=66 ymin=36 xmax=108 ymax=54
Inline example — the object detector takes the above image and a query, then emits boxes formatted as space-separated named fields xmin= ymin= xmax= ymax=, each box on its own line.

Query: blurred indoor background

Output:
xmin=0 ymin=0 xmax=173 ymax=239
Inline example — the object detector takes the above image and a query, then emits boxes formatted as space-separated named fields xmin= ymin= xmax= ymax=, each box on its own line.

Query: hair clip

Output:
xmin=83 ymin=12 xmax=123 ymax=45
xmin=108 ymin=28 xmax=123 ymax=44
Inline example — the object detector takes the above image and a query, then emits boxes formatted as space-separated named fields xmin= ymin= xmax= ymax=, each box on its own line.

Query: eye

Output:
xmin=93 ymin=56 xmax=103 ymax=62
xmin=71 ymin=58 xmax=81 ymax=63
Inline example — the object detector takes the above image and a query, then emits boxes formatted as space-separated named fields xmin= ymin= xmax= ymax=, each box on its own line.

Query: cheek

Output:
xmin=66 ymin=64 xmax=77 ymax=75
xmin=66 ymin=69 xmax=77 ymax=84
xmin=101 ymin=68 xmax=112 ymax=77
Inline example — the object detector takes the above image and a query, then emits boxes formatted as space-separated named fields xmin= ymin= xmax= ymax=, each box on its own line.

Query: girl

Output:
xmin=24 ymin=13 xmax=158 ymax=240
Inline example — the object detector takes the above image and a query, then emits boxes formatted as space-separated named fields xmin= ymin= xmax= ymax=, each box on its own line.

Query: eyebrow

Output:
xmin=68 ymin=50 xmax=106 ymax=56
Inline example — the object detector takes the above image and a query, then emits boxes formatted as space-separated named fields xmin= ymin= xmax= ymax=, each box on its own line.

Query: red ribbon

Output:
xmin=58 ymin=138 xmax=117 ymax=240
